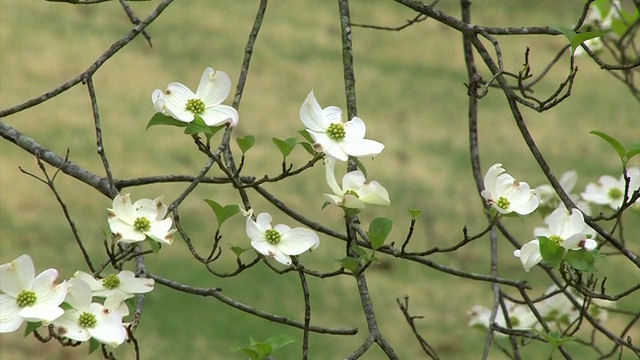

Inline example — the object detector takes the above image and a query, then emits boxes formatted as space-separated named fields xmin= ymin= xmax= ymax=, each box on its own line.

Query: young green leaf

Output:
xmin=538 ymin=236 xmax=564 ymax=267
xmin=299 ymin=141 xmax=317 ymax=156
xmin=272 ymin=137 xmax=298 ymax=158
xmin=204 ymin=199 xmax=240 ymax=228
xmin=146 ymin=113 xmax=188 ymax=129
xmin=89 ymin=338 xmax=101 ymax=354
xmin=408 ymin=208 xmax=422 ymax=218
xmin=626 ymin=142 xmax=640 ymax=162
xmin=229 ymin=244 xmax=248 ymax=256
xmin=590 ymin=130 xmax=627 ymax=162
xmin=338 ymin=256 xmax=361 ymax=272
xmin=23 ymin=321 xmax=42 ymax=337
xmin=298 ymin=129 xmax=315 ymax=144
xmin=184 ymin=116 xmax=213 ymax=135
xmin=367 ymin=217 xmax=393 ymax=249
xmin=236 ymin=135 xmax=256 ymax=153
xmin=265 ymin=335 xmax=295 ymax=351
xmin=147 ymin=237 xmax=162 ymax=254
xmin=553 ymin=26 xmax=603 ymax=51
xmin=565 ymin=249 xmax=597 ymax=272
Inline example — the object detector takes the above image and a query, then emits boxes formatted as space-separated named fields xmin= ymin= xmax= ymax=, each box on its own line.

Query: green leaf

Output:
xmin=88 ymin=338 xmax=100 ymax=354
xmin=565 ymin=249 xmax=597 ymax=272
xmin=553 ymin=26 xmax=603 ymax=51
xmin=298 ymin=129 xmax=314 ymax=144
xmin=272 ymin=137 xmax=298 ymax=158
xmin=229 ymin=244 xmax=248 ymax=256
xmin=538 ymin=236 xmax=564 ymax=267
xmin=204 ymin=199 xmax=240 ymax=228
xmin=626 ymin=142 xmax=640 ymax=162
xmin=184 ymin=115 xmax=213 ymax=135
xmin=236 ymin=135 xmax=256 ymax=153
xmin=147 ymin=237 xmax=162 ymax=254
xmin=408 ymin=208 xmax=422 ymax=218
xmin=537 ymin=330 xmax=576 ymax=348
xmin=264 ymin=335 xmax=295 ymax=351
xmin=338 ymin=256 xmax=360 ymax=272
xmin=353 ymin=157 xmax=368 ymax=178
xmin=299 ymin=141 xmax=316 ymax=156
xmin=24 ymin=321 xmax=42 ymax=336
xmin=234 ymin=347 xmax=259 ymax=360
xmin=146 ymin=113 xmax=187 ymax=129
xmin=591 ymin=130 xmax=627 ymax=162
xmin=367 ymin=217 xmax=393 ymax=249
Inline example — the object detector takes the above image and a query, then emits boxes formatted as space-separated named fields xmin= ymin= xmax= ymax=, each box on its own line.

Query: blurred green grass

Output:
xmin=1 ymin=0 xmax=639 ymax=359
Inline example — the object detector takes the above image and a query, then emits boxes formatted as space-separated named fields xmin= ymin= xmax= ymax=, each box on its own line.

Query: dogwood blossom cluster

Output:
xmin=468 ymin=285 xmax=613 ymax=335
xmin=582 ymin=167 xmax=640 ymax=210
xmin=108 ymin=193 xmax=176 ymax=245
xmin=1 ymin=255 xmax=154 ymax=348
xmin=514 ymin=207 xmax=597 ymax=271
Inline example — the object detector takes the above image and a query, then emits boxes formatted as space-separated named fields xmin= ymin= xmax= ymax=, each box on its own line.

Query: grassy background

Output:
xmin=1 ymin=0 xmax=639 ymax=359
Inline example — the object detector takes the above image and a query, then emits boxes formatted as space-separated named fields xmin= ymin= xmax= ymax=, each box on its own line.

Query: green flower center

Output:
xmin=16 ymin=290 xmax=37 ymax=307
xmin=327 ymin=123 xmax=346 ymax=140
xmin=134 ymin=217 xmax=151 ymax=232
xmin=102 ymin=274 xmax=121 ymax=290
xmin=185 ymin=98 xmax=205 ymax=115
xmin=496 ymin=196 xmax=510 ymax=210
xmin=344 ymin=189 xmax=359 ymax=198
xmin=509 ymin=316 xmax=520 ymax=327
xmin=549 ymin=235 xmax=564 ymax=245
xmin=608 ymin=187 xmax=622 ymax=199
xmin=78 ymin=311 xmax=97 ymax=328
xmin=265 ymin=229 xmax=282 ymax=245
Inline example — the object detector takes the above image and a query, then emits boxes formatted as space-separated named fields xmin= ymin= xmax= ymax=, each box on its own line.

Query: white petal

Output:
xmin=323 ymin=194 xmax=343 ymax=205
xmin=246 ymin=219 xmax=265 ymax=242
xmin=53 ymin=311 xmax=91 ymax=342
xmin=278 ymin=228 xmax=319 ymax=256
xmin=300 ymin=90 xmax=328 ymax=132
xmin=19 ymin=304 xmax=64 ymax=323
xmin=201 ymin=105 xmax=239 ymax=127
xmin=562 ymin=233 xmax=587 ymax=250
xmin=196 ymin=68 xmax=231 ymax=106
xmin=342 ymin=171 xmax=366 ymax=191
xmin=109 ymin=194 xmax=136 ymax=224
xmin=483 ymin=163 xmax=504 ymax=195
xmin=32 ymin=269 xmax=66 ymax=308
xmin=73 ymin=271 xmax=104 ymax=292
xmin=344 ymin=117 xmax=366 ymax=140
xmin=251 ymin=240 xmax=291 ymax=265
xmin=515 ymin=240 xmax=542 ymax=272
xmin=146 ymin=218 xmax=175 ymax=245
xmin=340 ymin=138 xmax=384 ymax=158
xmin=88 ymin=303 xmax=126 ymax=347
xmin=343 ymin=195 xmax=366 ymax=209
xmin=559 ymin=171 xmax=578 ymax=192
xmin=322 ymin=106 xmax=343 ymax=125
xmin=118 ymin=271 xmax=154 ymax=295
xmin=324 ymin=156 xmax=343 ymax=196
xmin=0 ymin=254 xmax=35 ymax=297
xmin=358 ymin=181 xmax=391 ymax=206
xmin=66 ymin=278 xmax=92 ymax=311
xmin=151 ymin=89 xmax=166 ymax=113
xmin=0 ymin=294 xmax=23 ymax=333
xmin=163 ymin=82 xmax=197 ymax=122
xmin=314 ymin=134 xmax=347 ymax=161
xmin=255 ymin=213 xmax=273 ymax=230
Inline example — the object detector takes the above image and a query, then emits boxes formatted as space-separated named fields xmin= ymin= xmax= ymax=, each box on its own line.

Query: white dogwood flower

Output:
xmin=0 ymin=254 xmax=67 ymax=333
xmin=323 ymin=156 xmax=389 ymax=208
xmin=481 ymin=163 xmax=539 ymax=215
xmin=108 ymin=194 xmax=175 ymax=245
xmin=581 ymin=167 xmax=640 ymax=210
xmin=52 ymin=279 xmax=126 ymax=347
xmin=152 ymin=67 xmax=239 ymax=127
xmin=514 ymin=208 xmax=597 ymax=271
xmin=246 ymin=212 xmax=320 ymax=266
xmin=300 ymin=90 xmax=384 ymax=161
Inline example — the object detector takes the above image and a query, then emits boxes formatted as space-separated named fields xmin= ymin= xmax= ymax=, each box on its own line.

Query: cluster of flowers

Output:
xmin=574 ymin=0 xmax=622 ymax=56
xmin=151 ymin=68 xmax=390 ymax=266
xmin=468 ymin=285 xmax=613 ymax=334
xmin=481 ymin=163 xmax=639 ymax=272
xmin=0 ymin=254 xmax=153 ymax=347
